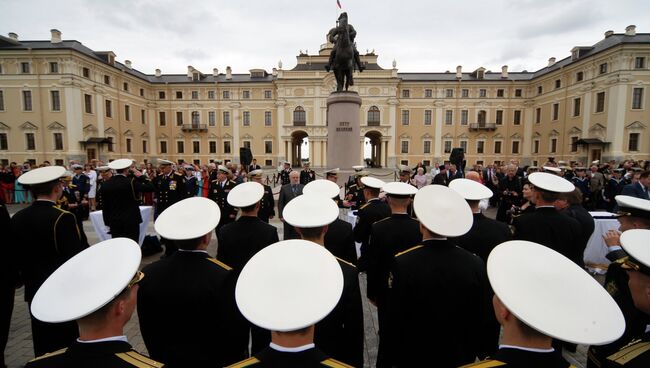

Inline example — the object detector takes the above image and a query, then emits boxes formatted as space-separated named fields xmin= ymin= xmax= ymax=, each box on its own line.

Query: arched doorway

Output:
xmin=364 ymin=131 xmax=382 ymax=168
xmin=291 ymin=130 xmax=309 ymax=167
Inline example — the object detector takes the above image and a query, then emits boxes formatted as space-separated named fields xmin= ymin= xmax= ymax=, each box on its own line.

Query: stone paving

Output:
xmin=4 ymin=202 xmax=588 ymax=367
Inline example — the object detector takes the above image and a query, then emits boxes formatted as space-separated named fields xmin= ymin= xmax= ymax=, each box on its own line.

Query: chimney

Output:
xmin=456 ymin=65 xmax=462 ymax=79
xmin=8 ymin=32 xmax=18 ymax=40
xmin=187 ymin=65 xmax=193 ymax=78
xmin=50 ymin=29 xmax=62 ymax=44
xmin=124 ymin=60 xmax=132 ymax=69
xmin=548 ymin=57 xmax=556 ymax=67
xmin=226 ymin=66 xmax=232 ymax=80
xmin=501 ymin=65 xmax=508 ymax=78
xmin=213 ymin=68 xmax=218 ymax=77
xmin=604 ymin=30 xmax=614 ymax=38
xmin=625 ymin=25 xmax=636 ymax=36
xmin=155 ymin=69 xmax=161 ymax=77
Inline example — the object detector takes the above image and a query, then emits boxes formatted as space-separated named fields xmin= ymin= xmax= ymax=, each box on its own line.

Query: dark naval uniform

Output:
xmin=563 ymin=204 xmax=594 ymax=268
xmin=11 ymin=200 xmax=87 ymax=356
xmin=353 ymin=198 xmax=391 ymax=271
xmin=152 ymin=172 xmax=186 ymax=219
xmin=101 ymin=174 xmax=154 ymax=242
xmin=258 ymin=184 xmax=275 ymax=223
xmin=603 ymin=331 xmax=650 ymax=368
xmin=280 ymin=168 xmax=291 ymax=186
xmin=461 ymin=347 xmax=574 ymax=368
xmin=209 ymin=179 xmax=238 ymax=231
xmin=388 ymin=239 xmax=493 ymax=367
xmin=300 ymin=169 xmax=316 ymax=185
xmin=0 ymin=199 xmax=16 ymax=368
xmin=24 ymin=340 xmax=165 ymax=368
xmin=217 ymin=216 xmax=279 ymax=272
xmin=324 ymin=218 xmax=357 ymax=266
xmin=366 ymin=213 xmax=421 ymax=367
xmin=227 ymin=346 xmax=353 ymax=368
xmin=453 ymin=212 xmax=511 ymax=264
xmin=604 ymin=177 xmax=625 ymax=212
xmin=345 ymin=183 xmax=365 ymax=211
xmin=137 ymin=251 xmax=247 ymax=367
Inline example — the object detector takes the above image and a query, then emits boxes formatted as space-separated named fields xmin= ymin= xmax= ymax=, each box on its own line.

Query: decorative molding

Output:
xmin=493 ymin=133 xmax=504 ymax=139
xmin=47 ymin=122 xmax=65 ymax=130
xmin=207 ymin=133 xmax=218 ymax=139
xmin=20 ymin=121 xmax=38 ymax=130
xmin=242 ymin=133 xmax=253 ymax=139
xmin=158 ymin=133 xmax=169 ymax=139
xmin=589 ymin=123 xmax=606 ymax=133
xmin=442 ymin=133 xmax=453 ymax=139
xmin=83 ymin=124 xmax=97 ymax=133
xmin=568 ymin=126 xmax=582 ymax=135
xmin=625 ymin=121 xmax=646 ymax=130
xmin=399 ymin=133 xmax=411 ymax=139
xmin=421 ymin=132 xmax=433 ymax=139
xmin=510 ymin=133 xmax=522 ymax=139
xmin=123 ymin=129 xmax=133 ymax=137
xmin=532 ymin=132 xmax=541 ymax=138
xmin=222 ymin=132 xmax=233 ymax=139
xmin=548 ymin=129 xmax=560 ymax=137
xmin=0 ymin=122 xmax=10 ymax=130
xmin=476 ymin=133 xmax=487 ymax=139
xmin=263 ymin=133 xmax=275 ymax=139
xmin=140 ymin=132 xmax=149 ymax=138
xmin=191 ymin=134 xmax=200 ymax=139
xmin=457 ymin=133 xmax=469 ymax=139
xmin=174 ymin=133 xmax=185 ymax=139
xmin=104 ymin=127 xmax=117 ymax=135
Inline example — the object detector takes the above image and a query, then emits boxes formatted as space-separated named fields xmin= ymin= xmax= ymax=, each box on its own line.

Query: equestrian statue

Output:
xmin=325 ymin=12 xmax=365 ymax=92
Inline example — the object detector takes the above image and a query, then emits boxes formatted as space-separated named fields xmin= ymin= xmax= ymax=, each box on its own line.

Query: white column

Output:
xmin=523 ymin=104 xmax=534 ymax=161
xmin=581 ymin=91 xmax=592 ymax=138
xmin=95 ymin=94 xmax=105 ymax=136
xmin=606 ymin=84 xmax=628 ymax=159
xmin=148 ymin=109 xmax=157 ymax=155
xmin=64 ymin=87 xmax=83 ymax=158
xmin=434 ymin=107 xmax=443 ymax=158
xmin=387 ymin=99 xmax=398 ymax=167
xmin=276 ymin=100 xmax=286 ymax=162
xmin=232 ymin=107 xmax=240 ymax=162
xmin=359 ymin=138 xmax=365 ymax=165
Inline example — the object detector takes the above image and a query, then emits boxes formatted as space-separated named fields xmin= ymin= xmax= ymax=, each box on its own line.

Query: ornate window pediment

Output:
xmin=549 ymin=129 xmax=560 ymax=137
xmin=207 ymin=133 xmax=218 ymax=139
xmin=442 ymin=133 xmax=453 ymax=139
xmin=140 ymin=132 xmax=149 ymax=138
xmin=568 ymin=126 xmax=582 ymax=135
xmin=174 ymin=133 xmax=185 ymax=139
xmin=123 ymin=129 xmax=134 ymax=137
xmin=493 ymin=133 xmax=504 ymax=139
xmin=457 ymin=133 xmax=469 ymax=139
xmin=421 ymin=132 xmax=433 ymax=139
xmin=47 ymin=122 xmax=65 ymax=130
xmin=626 ymin=121 xmax=646 ymax=130
xmin=20 ymin=121 xmax=38 ymax=130
xmin=476 ymin=134 xmax=487 ymax=139
xmin=589 ymin=123 xmax=606 ymax=133
xmin=105 ymin=127 xmax=117 ymax=135
xmin=399 ymin=133 xmax=411 ymax=139
xmin=532 ymin=132 xmax=541 ymax=138
xmin=83 ymin=124 xmax=97 ymax=133
xmin=264 ymin=133 xmax=274 ymax=139
xmin=0 ymin=122 xmax=10 ymax=130
xmin=191 ymin=134 xmax=200 ymax=139
xmin=222 ymin=133 xmax=233 ymax=139
xmin=158 ymin=133 xmax=169 ymax=139
xmin=510 ymin=133 xmax=522 ymax=139
xmin=242 ymin=133 xmax=253 ymax=139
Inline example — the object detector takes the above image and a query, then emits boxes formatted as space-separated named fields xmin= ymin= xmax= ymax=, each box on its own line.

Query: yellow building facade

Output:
xmin=0 ymin=26 xmax=648 ymax=168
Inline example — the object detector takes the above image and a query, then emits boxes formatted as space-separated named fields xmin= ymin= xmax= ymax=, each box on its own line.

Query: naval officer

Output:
xmin=353 ymin=176 xmax=391 ymax=271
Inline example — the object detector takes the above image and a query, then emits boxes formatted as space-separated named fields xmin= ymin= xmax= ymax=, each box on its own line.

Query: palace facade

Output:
xmin=0 ymin=26 xmax=648 ymax=168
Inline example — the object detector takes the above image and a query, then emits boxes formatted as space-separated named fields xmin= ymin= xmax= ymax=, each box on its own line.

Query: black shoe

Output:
xmin=324 ymin=65 xmax=331 ymax=72
xmin=358 ymin=66 xmax=365 ymax=72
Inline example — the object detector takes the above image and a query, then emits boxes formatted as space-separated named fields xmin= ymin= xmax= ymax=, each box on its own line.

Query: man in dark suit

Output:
xmin=299 ymin=162 xmax=316 ymax=185
xmin=11 ymin=166 xmax=86 ymax=357
xmin=138 ymin=197 xmax=247 ymax=367
xmin=248 ymin=158 xmax=261 ymax=173
xmin=366 ymin=182 xmax=421 ymax=368
xmin=432 ymin=165 xmax=450 ymax=186
xmin=249 ymin=169 xmax=275 ymax=223
xmin=447 ymin=163 xmax=463 ymax=182
xmin=101 ymin=159 xmax=154 ymax=243
xmin=71 ymin=164 xmax=90 ymax=220
xmin=353 ymin=176 xmax=391 ymax=271
xmin=278 ymin=170 xmax=304 ymax=240
xmin=554 ymin=188 xmax=594 ymax=268
xmin=621 ymin=170 xmax=650 ymax=200
xmin=209 ymin=165 xmax=238 ymax=233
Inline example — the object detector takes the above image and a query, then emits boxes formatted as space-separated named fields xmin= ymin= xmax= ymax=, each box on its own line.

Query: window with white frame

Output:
xmin=265 ymin=111 xmax=272 ymax=126
xmin=533 ymin=139 xmax=539 ymax=154
xmin=459 ymin=140 xmax=468 ymax=153
xmin=494 ymin=140 xmax=502 ymax=154
xmin=243 ymin=111 xmax=251 ymax=126
xmin=22 ymin=91 xmax=33 ymax=111
xmin=628 ymin=133 xmax=640 ymax=151
xmin=462 ymin=89 xmax=469 ymax=98
xmin=50 ymin=91 xmax=61 ymax=111
xmin=444 ymin=140 xmax=452 ymax=154
xmin=223 ymin=141 xmax=231 ymax=154
xmin=461 ymin=110 xmax=468 ymax=125
xmin=425 ymin=89 xmax=433 ymax=98
xmin=191 ymin=91 xmax=199 ymax=100
xmin=209 ymin=141 xmax=217 ymax=154
xmin=25 ymin=133 xmax=35 ymax=150
xmin=160 ymin=140 xmax=168 ymax=154
xmin=477 ymin=141 xmax=485 ymax=154
xmin=223 ymin=111 xmax=231 ymax=126
xmin=53 ymin=133 xmax=63 ymax=150
xmin=401 ymin=140 xmax=409 ymax=154
xmin=571 ymin=136 xmax=579 ymax=152
xmin=208 ymin=90 xmax=215 ymax=99
xmin=176 ymin=141 xmax=184 ymax=153
xmin=126 ymin=138 xmax=132 ymax=153
xmin=550 ymin=138 xmax=558 ymax=153
xmin=445 ymin=89 xmax=454 ymax=98
xmin=513 ymin=110 xmax=521 ymax=125
xmin=511 ymin=140 xmax=520 ymax=154
xmin=401 ymin=110 xmax=409 ymax=125
xmin=552 ymin=103 xmax=559 ymax=121
xmin=632 ymin=88 xmax=644 ymax=109
xmin=424 ymin=110 xmax=432 ymax=125
xmin=208 ymin=111 xmax=216 ymax=126
xmin=573 ymin=98 xmax=581 ymax=117
xmin=265 ymin=140 xmax=273 ymax=154
xmin=193 ymin=141 xmax=200 ymax=153
xmin=445 ymin=110 xmax=453 ymax=125
xmin=423 ymin=140 xmax=431 ymax=154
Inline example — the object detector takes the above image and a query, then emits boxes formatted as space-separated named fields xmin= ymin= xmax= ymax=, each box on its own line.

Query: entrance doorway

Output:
xmin=364 ymin=131 xmax=382 ymax=168
xmin=591 ymin=148 xmax=602 ymax=164
xmin=87 ymin=148 xmax=96 ymax=161
xmin=291 ymin=131 xmax=309 ymax=167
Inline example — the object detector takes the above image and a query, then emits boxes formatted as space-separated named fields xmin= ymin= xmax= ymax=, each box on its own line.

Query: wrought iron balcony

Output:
xmin=469 ymin=122 xmax=497 ymax=131
xmin=181 ymin=124 xmax=208 ymax=132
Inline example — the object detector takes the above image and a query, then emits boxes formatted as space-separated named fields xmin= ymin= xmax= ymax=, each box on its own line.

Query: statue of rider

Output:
xmin=325 ymin=12 xmax=365 ymax=73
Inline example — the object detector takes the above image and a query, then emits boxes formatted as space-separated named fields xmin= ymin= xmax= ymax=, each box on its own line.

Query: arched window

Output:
xmin=191 ymin=111 xmax=200 ymax=126
xmin=293 ymin=106 xmax=306 ymax=126
xmin=367 ymin=106 xmax=380 ymax=126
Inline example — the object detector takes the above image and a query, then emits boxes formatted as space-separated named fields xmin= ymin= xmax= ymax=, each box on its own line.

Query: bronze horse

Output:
xmin=331 ymin=23 xmax=355 ymax=92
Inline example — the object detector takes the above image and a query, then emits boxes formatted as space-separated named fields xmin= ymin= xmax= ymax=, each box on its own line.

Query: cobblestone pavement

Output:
xmin=4 ymin=202 xmax=588 ymax=367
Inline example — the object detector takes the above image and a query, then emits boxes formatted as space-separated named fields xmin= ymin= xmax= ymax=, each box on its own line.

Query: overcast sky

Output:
xmin=2 ymin=0 xmax=648 ymax=75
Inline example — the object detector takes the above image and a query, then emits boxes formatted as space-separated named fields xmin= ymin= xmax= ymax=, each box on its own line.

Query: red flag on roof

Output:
xmin=337 ymin=0 xmax=342 ymax=9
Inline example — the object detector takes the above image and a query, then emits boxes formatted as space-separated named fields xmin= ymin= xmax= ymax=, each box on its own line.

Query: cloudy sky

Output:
xmin=2 ymin=0 xmax=648 ymax=75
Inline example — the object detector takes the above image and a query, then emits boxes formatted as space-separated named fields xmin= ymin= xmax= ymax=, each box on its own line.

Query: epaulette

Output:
xmin=28 ymin=348 xmax=68 ymax=362
xmin=458 ymin=359 xmax=506 ymax=367
xmin=321 ymin=357 xmax=355 ymax=367
xmin=115 ymin=351 xmax=165 ymax=367
xmin=607 ymin=339 xmax=650 ymax=365
xmin=335 ymin=256 xmax=356 ymax=268
xmin=395 ymin=244 xmax=424 ymax=258
xmin=374 ymin=217 xmax=391 ymax=225
xmin=229 ymin=180 xmax=237 ymax=184
xmin=69 ymin=183 xmax=77 ymax=188
xmin=359 ymin=202 xmax=370 ymax=210
xmin=207 ymin=257 xmax=233 ymax=271
xmin=53 ymin=206 xmax=73 ymax=216
xmin=226 ymin=357 xmax=260 ymax=367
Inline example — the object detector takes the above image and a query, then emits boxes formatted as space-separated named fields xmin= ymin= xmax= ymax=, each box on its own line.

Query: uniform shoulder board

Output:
xmin=53 ymin=206 xmax=73 ymax=216
xmin=395 ymin=244 xmax=424 ymax=258
xmin=226 ymin=357 xmax=260 ymax=367
xmin=229 ymin=180 xmax=237 ymax=184
xmin=359 ymin=202 xmax=370 ymax=210
xmin=607 ymin=340 xmax=650 ymax=365
xmin=374 ymin=217 xmax=390 ymax=225
xmin=206 ymin=257 xmax=233 ymax=271
xmin=335 ymin=257 xmax=356 ymax=268
xmin=458 ymin=359 xmax=506 ymax=368
xmin=321 ymin=358 xmax=355 ymax=368
xmin=115 ymin=351 xmax=164 ymax=367
xmin=28 ymin=348 xmax=68 ymax=362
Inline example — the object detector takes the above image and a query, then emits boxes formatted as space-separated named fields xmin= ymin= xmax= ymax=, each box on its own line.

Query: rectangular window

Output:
xmin=445 ymin=89 xmax=453 ymax=98
xmin=599 ymin=63 xmax=608 ymax=74
xmin=576 ymin=71 xmax=584 ymax=82
xmin=208 ymin=90 xmax=216 ymax=99
xmin=23 ymin=90 xmax=33 ymax=111
xmin=401 ymin=110 xmax=409 ymax=125
xmin=50 ymin=91 xmax=61 ymax=111
xmin=159 ymin=91 xmax=166 ymax=99
xmin=82 ymin=67 xmax=90 ymax=78
xmin=49 ymin=62 xmax=58 ymax=73
xmin=105 ymin=100 xmax=112 ymax=118
xmin=537 ymin=86 xmax=543 ymax=95
xmin=208 ymin=111 xmax=216 ymax=126
xmin=555 ymin=79 xmax=561 ymax=89
xmin=264 ymin=90 xmax=272 ymax=99
xmin=265 ymin=111 xmax=272 ymax=126
xmin=242 ymin=90 xmax=250 ymax=99
xmin=191 ymin=91 xmax=199 ymax=100
xmin=573 ymin=98 xmax=581 ymax=117
xmin=139 ymin=88 xmax=145 ymax=97
xmin=515 ymin=89 xmax=522 ymax=97
xmin=444 ymin=140 xmax=452 ymax=154
xmin=223 ymin=141 xmax=231 ymax=154
xmin=21 ymin=62 xmax=30 ymax=73
xmin=176 ymin=111 xmax=183 ymax=126
xmin=0 ymin=91 xmax=4 ymax=110
xmin=460 ymin=89 xmax=469 ymax=98
xmin=265 ymin=140 xmax=273 ymax=154
xmin=84 ymin=94 xmax=92 ymax=114
xmin=635 ymin=57 xmax=646 ymax=69
xmin=54 ymin=133 xmax=63 ymax=150
xmin=193 ymin=141 xmax=200 ymax=154
xmin=425 ymin=89 xmax=433 ymax=98
xmin=159 ymin=111 xmax=166 ymax=126
xmin=26 ymin=133 xmax=35 ymax=150
xmin=243 ymin=111 xmax=251 ymax=126
xmin=512 ymin=141 xmax=520 ymax=154
xmin=496 ymin=110 xmax=504 ymax=125
xmin=477 ymin=141 xmax=485 ymax=154
xmin=497 ymin=89 xmax=504 ymax=97
xmin=550 ymin=138 xmax=557 ymax=153
xmin=160 ymin=141 xmax=168 ymax=154
xmin=423 ymin=140 xmax=431 ymax=154
xmin=402 ymin=89 xmax=410 ymax=98
xmin=632 ymin=88 xmax=644 ymax=109
xmin=513 ymin=110 xmax=521 ymax=125
xmin=142 ymin=140 xmax=148 ymax=153
xmin=125 ymin=105 xmax=131 ymax=121
xmin=459 ymin=140 xmax=468 ymax=153
xmin=552 ymin=103 xmax=559 ymax=121
xmin=177 ymin=141 xmax=184 ymax=154
xmin=596 ymin=92 xmax=606 ymax=113
xmin=126 ymin=138 xmax=132 ymax=153
xmin=535 ymin=107 xmax=541 ymax=123
xmin=123 ymin=82 xmax=129 ymax=92
xmin=209 ymin=141 xmax=217 ymax=154
xmin=533 ymin=140 xmax=539 ymax=154
xmin=223 ymin=111 xmax=231 ymax=126
xmin=104 ymin=75 xmax=111 ymax=85
xmin=424 ymin=110 xmax=432 ymax=125
xmin=571 ymin=136 xmax=578 ymax=152
xmin=223 ymin=91 xmax=230 ymax=99
xmin=0 ymin=133 xmax=7 ymax=150
xmin=461 ymin=110 xmax=468 ymax=125
xmin=141 ymin=109 xmax=146 ymax=124
xmin=401 ymin=141 xmax=409 ymax=154
xmin=494 ymin=141 xmax=502 ymax=154
xmin=629 ymin=133 xmax=639 ymax=151
xmin=445 ymin=110 xmax=453 ymax=125
xmin=176 ymin=91 xmax=183 ymax=99
xmin=479 ymin=89 xmax=487 ymax=98
xmin=108 ymin=137 xmax=114 ymax=152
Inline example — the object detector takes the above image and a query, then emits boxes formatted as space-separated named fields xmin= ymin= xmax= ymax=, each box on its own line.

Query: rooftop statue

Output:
xmin=325 ymin=12 xmax=365 ymax=92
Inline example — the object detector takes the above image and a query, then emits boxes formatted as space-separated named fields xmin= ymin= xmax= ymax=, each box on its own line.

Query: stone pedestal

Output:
xmin=327 ymin=92 xmax=361 ymax=173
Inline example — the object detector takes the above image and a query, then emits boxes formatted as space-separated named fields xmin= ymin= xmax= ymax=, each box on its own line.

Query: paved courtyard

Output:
xmin=4 ymin=200 xmax=589 ymax=367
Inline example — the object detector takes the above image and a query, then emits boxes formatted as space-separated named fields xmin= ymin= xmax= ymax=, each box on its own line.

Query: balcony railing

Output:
xmin=469 ymin=123 xmax=497 ymax=131
xmin=293 ymin=121 xmax=306 ymax=126
xmin=181 ymin=124 xmax=208 ymax=132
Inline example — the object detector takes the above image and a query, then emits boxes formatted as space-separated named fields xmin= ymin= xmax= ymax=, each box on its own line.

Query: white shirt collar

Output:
xmin=499 ymin=344 xmax=555 ymax=353
xmin=423 ymin=237 xmax=448 ymax=241
xmin=178 ymin=249 xmax=208 ymax=254
xmin=77 ymin=335 xmax=128 ymax=344
xmin=269 ymin=342 xmax=315 ymax=352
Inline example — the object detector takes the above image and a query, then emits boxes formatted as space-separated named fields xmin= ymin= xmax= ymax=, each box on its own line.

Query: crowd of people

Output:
xmin=1 ymin=155 xmax=649 ymax=368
